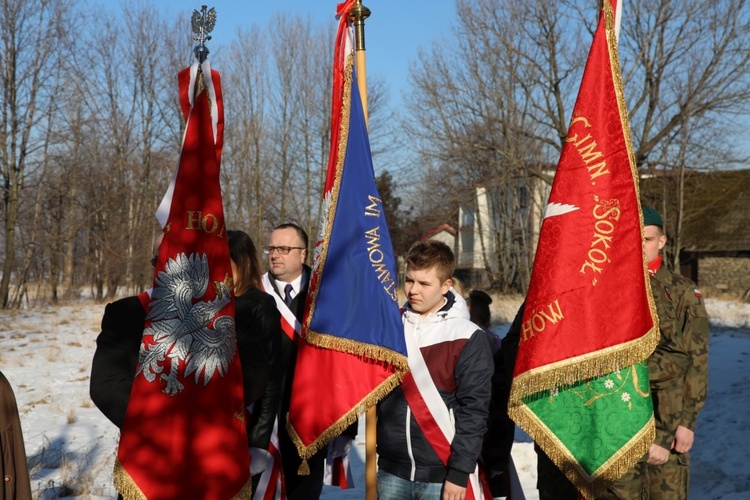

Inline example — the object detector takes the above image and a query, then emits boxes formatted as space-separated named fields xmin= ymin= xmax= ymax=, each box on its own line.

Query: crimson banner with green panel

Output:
xmin=508 ymin=2 xmax=659 ymax=498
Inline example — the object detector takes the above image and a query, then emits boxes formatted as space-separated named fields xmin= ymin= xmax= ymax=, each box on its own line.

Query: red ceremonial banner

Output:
xmin=114 ymin=62 xmax=251 ymax=499
xmin=511 ymin=0 xmax=657 ymax=387
xmin=508 ymin=2 xmax=658 ymax=496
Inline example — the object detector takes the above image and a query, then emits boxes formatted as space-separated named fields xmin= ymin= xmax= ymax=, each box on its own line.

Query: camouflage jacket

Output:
xmin=648 ymin=266 xmax=710 ymax=449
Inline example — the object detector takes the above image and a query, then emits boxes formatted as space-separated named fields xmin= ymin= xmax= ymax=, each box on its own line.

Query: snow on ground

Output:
xmin=0 ymin=297 xmax=748 ymax=499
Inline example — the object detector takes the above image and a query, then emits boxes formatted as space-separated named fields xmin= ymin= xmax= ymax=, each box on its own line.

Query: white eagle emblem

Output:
xmin=137 ymin=252 xmax=236 ymax=396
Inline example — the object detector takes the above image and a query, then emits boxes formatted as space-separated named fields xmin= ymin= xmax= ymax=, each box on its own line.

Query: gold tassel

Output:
xmin=298 ymin=459 xmax=310 ymax=476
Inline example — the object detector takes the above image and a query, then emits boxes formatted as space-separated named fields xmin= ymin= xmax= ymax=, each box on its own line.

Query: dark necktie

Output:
xmin=283 ymin=284 xmax=294 ymax=308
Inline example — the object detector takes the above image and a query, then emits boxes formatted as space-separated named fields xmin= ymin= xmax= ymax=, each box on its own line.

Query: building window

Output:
xmin=461 ymin=208 xmax=474 ymax=227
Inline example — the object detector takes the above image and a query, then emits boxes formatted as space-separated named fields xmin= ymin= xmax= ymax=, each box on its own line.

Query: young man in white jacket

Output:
xmin=377 ymin=240 xmax=494 ymax=500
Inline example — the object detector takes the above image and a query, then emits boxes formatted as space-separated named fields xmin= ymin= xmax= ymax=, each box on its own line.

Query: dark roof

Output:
xmin=642 ymin=169 xmax=750 ymax=252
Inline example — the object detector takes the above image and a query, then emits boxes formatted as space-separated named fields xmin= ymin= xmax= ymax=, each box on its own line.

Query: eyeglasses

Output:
xmin=262 ymin=246 xmax=305 ymax=255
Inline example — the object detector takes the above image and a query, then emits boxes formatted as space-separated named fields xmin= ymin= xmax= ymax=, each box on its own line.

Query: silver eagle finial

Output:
xmin=192 ymin=5 xmax=217 ymax=63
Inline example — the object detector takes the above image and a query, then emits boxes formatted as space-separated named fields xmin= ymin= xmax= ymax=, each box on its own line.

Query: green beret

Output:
xmin=642 ymin=206 xmax=663 ymax=228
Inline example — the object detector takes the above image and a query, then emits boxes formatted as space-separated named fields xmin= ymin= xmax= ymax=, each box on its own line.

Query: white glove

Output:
xmin=328 ymin=436 xmax=352 ymax=459
xmin=249 ymin=447 xmax=272 ymax=476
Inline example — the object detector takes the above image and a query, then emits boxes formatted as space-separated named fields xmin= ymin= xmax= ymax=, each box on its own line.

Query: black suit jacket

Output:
xmin=263 ymin=267 xmax=310 ymax=418
xmin=263 ymin=267 xmax=358 ymax=441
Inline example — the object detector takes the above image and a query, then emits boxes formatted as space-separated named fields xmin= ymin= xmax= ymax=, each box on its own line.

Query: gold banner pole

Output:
xmin=349 ymin=1 xmax=371 ymax=128
xmin=348 ymin=3 xmax=375 ymax=499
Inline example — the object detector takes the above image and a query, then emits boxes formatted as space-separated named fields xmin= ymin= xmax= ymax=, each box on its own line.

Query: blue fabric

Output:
xmin=377 ymin=470 xmax=442 ymax=499
xmin=307 ymin=66 xmax=406 ymax=357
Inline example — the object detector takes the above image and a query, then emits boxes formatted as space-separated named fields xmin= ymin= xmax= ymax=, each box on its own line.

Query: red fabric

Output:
xmin=280 ymin=315 xmax=298 ymax=342
xmin=648 ymin=254 xmax=662 ymax=275
xmin=324 ymin=0 xmax=357 ymax=193
xmin=117 ymin=67 xmax=249 ymax=499
xmin=513 ymin=3 xmax=654 ymax=377
xmin=137 ymin=291 xmax=150 ymax=312
xmin=400 ymin=372 xmax=486 ymax=500
xmin=329 ymin=457 xmax=348 ymax=489
xmin=178 ymin=66 xmax=224 ymax=166
xmin=288 ymin=344 xmax=394 ymax=446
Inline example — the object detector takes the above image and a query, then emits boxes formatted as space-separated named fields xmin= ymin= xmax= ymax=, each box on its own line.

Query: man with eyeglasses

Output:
xmin=263 ymin=223 xmax=310 ymax=318
xmin=259 ymin=222 xmax=326 ymax=498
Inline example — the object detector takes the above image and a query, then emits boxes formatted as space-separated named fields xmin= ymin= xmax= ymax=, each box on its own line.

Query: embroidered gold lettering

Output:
xmin=521 ymin=300 xmax=564 ymax=342
xmin=365 ymin=195 xmax=381 ymax=217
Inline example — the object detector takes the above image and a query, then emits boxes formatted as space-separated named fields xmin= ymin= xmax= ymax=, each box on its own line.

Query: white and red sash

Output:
xmin=323 ymin=437 xmax=354 ymax=489
xmin=254 ymin=419 xmax=286 ymax=500
xmin=259 ymin=272 xmax=353 ymax=494
xmin=262 ymin=272 xmax=301 ymax=342
xmin=400 ymin=319 xmax=488 ymax=500
xmin=137 ymin=290 xmax=151 ymax=312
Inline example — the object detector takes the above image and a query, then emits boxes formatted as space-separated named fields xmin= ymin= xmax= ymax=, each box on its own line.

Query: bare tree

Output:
xmin=220 ymin=13 xmax=390 ymax=248
xmin=403 ymin=0 xmax=750 ymax=290
xmin=63 ymin=7 xmax=186 ymax=300
xmin=0 ymin=0 xmax=72 ymax=307
xmin=222 ymin=26 xmax=271 ymax=242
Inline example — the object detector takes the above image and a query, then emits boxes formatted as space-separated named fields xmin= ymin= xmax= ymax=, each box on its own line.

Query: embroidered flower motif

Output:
xmin=550 ymin=387 xmax=559 ymax=397
xmin=604 ymin=379 xmax=614 ymax=389
xmin=621 ymin=392 xmax=631 ymax=402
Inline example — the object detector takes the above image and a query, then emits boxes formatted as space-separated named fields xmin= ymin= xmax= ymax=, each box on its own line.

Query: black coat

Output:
xmin=90 ymin=296 xmax=145 ymax=429
xmin=235 ymin=287 xmax=282 ymax=449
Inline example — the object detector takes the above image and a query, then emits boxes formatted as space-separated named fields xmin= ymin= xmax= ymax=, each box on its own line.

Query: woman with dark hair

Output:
xmin=227 ymin=230 xmax=283 ymax=481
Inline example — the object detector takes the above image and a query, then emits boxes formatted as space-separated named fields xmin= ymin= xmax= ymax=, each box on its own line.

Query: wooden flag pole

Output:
xmin=348 ymin=3 xmax=375 ymax=499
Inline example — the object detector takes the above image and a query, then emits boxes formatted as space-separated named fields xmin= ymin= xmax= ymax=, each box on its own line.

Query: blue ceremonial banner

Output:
xmin=307 ymin=65 xmax=405 ymax=354
xmin=287 ymin=6 xmax=407 ymax=460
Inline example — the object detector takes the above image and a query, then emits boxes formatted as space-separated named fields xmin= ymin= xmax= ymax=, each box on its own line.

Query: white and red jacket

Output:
xmin=377 ymin=291 xmax=494 ymax=488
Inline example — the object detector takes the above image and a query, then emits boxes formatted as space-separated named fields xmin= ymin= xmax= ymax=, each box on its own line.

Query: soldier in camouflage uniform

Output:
xmin=602 ymin=207 xmax=710 ymax=499
xmin=523 ymin=207 xmax=709 ymax=500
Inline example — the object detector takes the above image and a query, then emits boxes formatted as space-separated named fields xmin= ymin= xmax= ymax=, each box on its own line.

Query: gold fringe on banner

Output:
xmin=305 ymin=329 xmax=409 ymax=371
xmin=114 ymin=459 xmax=253 ymax=499
xmin=287 ymin=369 xmax=405 ymax=462
xmin=509 ymin=404 xmax=654 ymax=499
xmin=509 ymin=326 xmax=658 ymax=401
xmin=298 ymin=459 xmax=310 ymax=476
xmin=232 ymin=478 xmax=253 ymax=500
xmin=113 ymin=459 xmax=147 ymax=500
